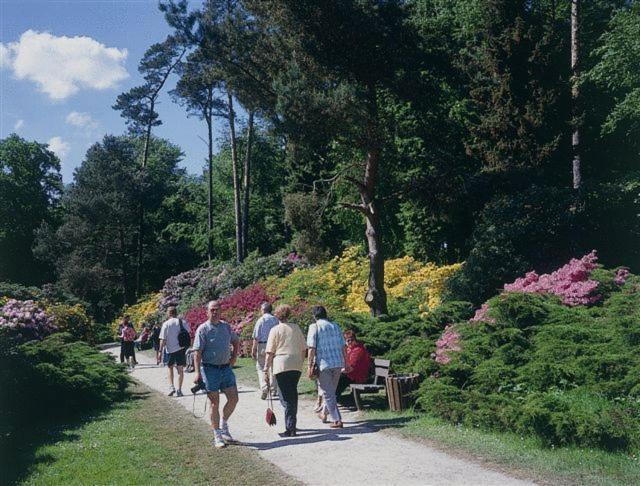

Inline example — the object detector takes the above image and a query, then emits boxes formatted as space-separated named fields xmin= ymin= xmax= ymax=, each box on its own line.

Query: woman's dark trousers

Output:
xmin=276 ymin=370 xmax=301 ymax=433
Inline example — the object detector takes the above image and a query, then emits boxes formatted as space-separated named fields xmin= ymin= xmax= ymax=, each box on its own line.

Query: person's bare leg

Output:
xmin=222 ymin=387 xmax=239 ymax=420
xmin=177 ymin=366 xmax=184 ymax=391
xmin=168 ymin=365 xmax=174 ymax=388
xmin=208 ymin=392 xmax=221 ymax=429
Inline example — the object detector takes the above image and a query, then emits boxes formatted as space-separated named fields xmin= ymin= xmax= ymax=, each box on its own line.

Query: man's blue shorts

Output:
xmin=201 ymin=365 xmax=237 ymax=392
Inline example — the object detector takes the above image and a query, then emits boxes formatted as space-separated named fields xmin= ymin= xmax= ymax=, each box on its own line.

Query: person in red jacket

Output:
xmin=336 ymin=330 xmax=371 ymax=400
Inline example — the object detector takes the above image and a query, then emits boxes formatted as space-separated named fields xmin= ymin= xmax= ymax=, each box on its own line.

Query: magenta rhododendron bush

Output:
xmin=184 ymin=284 xmax=276 ymax=336
xmin=438 ymin=251 xmax=630 ymax=362
xmin=503 ymin=250 xmax=600 ymax=306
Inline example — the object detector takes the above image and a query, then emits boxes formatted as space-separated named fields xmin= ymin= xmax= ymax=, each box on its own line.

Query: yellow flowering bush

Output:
xmin=46 ymin=303 xmax=96 ymax=344
xmin=110 ymin=293 xmax=161 ymax=337
xmin=265 ymin=247 xmax=461 ymax=315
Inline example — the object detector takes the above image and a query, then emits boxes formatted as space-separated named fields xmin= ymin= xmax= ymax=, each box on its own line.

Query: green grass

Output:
xmin=361 ymin=409 xmax=640 ymax=486
xmin=12 ymin=382 xmax=298 ymax=486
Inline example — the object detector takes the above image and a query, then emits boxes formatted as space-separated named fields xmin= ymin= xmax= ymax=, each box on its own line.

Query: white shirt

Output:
xmin=159 ymin=317 xmax=186 ymax=354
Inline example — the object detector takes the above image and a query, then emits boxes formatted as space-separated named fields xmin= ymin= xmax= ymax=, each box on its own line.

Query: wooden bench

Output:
xmin=350 ymin=358 xmax=390 ymax=410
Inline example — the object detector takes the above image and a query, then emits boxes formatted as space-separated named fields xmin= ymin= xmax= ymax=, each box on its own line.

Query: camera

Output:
xmin=191 ymin=378 xmax=206 ymax=394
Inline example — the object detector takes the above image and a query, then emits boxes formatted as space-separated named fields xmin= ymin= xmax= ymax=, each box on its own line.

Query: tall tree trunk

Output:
xmin=343 ymin=88 xmax=387 ymax=316
xmin=571 ymin=0 xmax=581 ymax=190
xmin=241 ymin=110 xmax=255 ymax=260
xmin=206 ymin=107 xmax=214 ymax=262
xmin=135 ymin=106 xmax=154 ymax=298
xmin=227 ymin=90 xmax=243 ymax=263
xmin=119 ymin=227 xmax=129 ymax=306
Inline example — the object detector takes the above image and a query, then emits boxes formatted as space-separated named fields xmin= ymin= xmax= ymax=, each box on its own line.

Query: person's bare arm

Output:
xmin=251 ymin=338 xmax=258 ymax=359
xmin=194 ymin=349 xmax=202 ymax=383
xmin=307 ymin=347 xmax=316 ymax=379
xmin=230 ymin=340 xmax=239 ymax=366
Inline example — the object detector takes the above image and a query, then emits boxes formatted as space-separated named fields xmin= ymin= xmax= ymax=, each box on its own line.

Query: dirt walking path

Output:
xmin=107 ymin=346 xmax=534 ymax=486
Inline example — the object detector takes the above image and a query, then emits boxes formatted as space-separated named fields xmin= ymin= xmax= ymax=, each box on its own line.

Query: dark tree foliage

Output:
xmin=0 ymin=135 xmax=62 ymax=285
xmin=34 ymin=136 xmax=195 ymax=321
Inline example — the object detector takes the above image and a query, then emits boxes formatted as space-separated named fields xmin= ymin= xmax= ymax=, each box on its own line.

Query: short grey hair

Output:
xmin=207 ymin=300 xmax=220 ymax=311
xmin=261 ymin=301 xmax=272 ymax=313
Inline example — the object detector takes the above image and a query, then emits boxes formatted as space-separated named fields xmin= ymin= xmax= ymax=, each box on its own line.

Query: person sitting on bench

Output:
xmin=336 ymin=330 xmax=371 ymax=399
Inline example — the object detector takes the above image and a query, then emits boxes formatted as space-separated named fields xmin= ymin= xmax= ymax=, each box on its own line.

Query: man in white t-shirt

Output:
xmin=159 ymin=306 xmax=188 ymax=397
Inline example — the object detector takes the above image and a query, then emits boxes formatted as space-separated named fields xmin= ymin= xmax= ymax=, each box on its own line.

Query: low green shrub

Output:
xmin=0 ymin=330 xmax=129 ymax=437
xmin=422 ymin=284 xmax=640 ymax=450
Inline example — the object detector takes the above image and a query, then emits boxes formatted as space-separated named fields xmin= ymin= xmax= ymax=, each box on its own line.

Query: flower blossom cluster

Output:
xmin=184 ymin=284 xmax=276 ymax=337
xmin=160 ymin=267 xmax=211 ymax=310
xmin=470 ymin=303 xmax=496 ymax=323
xmin=0 ymin=299 xmax=57 ymax=338
xmin=614 ymin=267 xmax=630 ymax=286
xmin=503 ymin=251 xmax=600 ymax=306
xmin=435 ymin=325 xmax=461 ymax=364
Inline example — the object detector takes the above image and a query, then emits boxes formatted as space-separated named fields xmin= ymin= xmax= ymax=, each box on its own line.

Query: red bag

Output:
xmin=265 ymin=387 xmax=277 ymax=426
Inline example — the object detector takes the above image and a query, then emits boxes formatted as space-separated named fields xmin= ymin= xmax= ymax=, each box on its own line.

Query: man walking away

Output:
xmin=159 ymin=307 xmax=188 ymax=397
xmin=252 ymin=302 xmax=279 ymax=399
xmin=307 ymin=306 xmax=350 ymax=429
xmin=193 ymin=300 xmax=240 ymax=449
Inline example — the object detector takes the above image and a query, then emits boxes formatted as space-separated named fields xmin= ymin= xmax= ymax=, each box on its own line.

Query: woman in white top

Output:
xmin=263 ymin=304 xmax=307 ymax=437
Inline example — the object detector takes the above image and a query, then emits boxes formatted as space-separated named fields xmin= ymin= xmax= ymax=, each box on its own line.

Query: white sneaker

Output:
xmin=220 ymin=426 xmax=236 ymax=444
xmin=212 ymin=434 xmax=226 ymax=449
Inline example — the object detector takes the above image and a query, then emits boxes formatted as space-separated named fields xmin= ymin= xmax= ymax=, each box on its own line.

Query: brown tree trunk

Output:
xmin=241 ymin=110 xmax=255 ymax=260
xmin=135 ymin=104 xmax=154 ymax=298
xmin=227 ymin=90 xmax=243 ymax=263
xmin=571 ymin=0 xmax=581 ymax=190
xmin=343 ymin=87 xmax=387 ymax=316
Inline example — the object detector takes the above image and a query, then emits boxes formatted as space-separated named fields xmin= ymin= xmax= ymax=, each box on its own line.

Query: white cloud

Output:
xmin=1 ymin=30 xmax=128 ymax=100
xmin=14 ymin=119 xmax=24 ymax=131
xmin=66 ymin=111 xmax=98 ymax=129
xmin=47 ymin=136 xmax=71 ymax=159
xmin=0 ymin=44 xmax=11 ymax=68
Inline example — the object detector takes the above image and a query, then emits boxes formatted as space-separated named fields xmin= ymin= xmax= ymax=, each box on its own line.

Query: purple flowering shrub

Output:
xmin=160 ymin=267 xmax=214 ymax=310
xmin=0 ymin=299 xmax=57 ymax=339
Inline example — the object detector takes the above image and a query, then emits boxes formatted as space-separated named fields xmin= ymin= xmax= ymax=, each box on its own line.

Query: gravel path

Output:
xmin=107 ymin=346 xmax=534 ymax=486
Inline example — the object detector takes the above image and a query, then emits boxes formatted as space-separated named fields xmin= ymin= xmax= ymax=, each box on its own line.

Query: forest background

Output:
xmin=2 ymin=0 xmax=639 ymax=322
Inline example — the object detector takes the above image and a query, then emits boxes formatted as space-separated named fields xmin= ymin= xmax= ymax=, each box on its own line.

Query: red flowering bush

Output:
xmin=184 ymin=284 xmax=276 ymax=337
xmin=184 ymin=307 xmax=207 ymax=337
xmin=219 ymin=284 xmax=276 ymax=335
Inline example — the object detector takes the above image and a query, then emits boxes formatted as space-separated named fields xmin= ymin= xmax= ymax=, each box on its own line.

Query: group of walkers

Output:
xmin=119 ymin=300 xmax=371 ymax=449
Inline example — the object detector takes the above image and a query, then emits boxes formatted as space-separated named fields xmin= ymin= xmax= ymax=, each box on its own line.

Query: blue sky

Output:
xmin=1 ymin=0 xmax=228 ymax=182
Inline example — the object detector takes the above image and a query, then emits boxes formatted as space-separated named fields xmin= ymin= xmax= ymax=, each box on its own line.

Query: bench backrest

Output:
xmin=373 ymin=358 xmax=390 ymax=385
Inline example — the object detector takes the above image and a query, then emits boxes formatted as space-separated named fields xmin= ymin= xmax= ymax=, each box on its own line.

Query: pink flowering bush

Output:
xmin=503 ymin=251 xmax=600 ymax=306
xmin=614 ymin=267 xmax=630 ymax=286
xmin=469 ymin=303 xmax=495 ymax=323
xmin=0 ymin=299 xmax=57 ymax=339
xmin=434 ymin=325 xmax=461 ymax=364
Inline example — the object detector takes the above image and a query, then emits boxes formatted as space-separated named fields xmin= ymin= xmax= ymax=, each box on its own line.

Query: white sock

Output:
xmin=220 ymin=419 xmax=228 ymax=430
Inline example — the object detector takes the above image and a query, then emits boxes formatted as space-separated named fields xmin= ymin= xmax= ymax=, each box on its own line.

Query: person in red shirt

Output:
xmin=336 ymin=330 xmax=371 ymax=400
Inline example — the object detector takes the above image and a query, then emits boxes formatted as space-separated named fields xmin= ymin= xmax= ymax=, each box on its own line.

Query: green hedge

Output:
xmin=418 ymin=286 xmax=640 ymax=450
